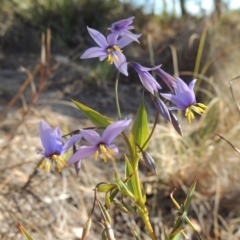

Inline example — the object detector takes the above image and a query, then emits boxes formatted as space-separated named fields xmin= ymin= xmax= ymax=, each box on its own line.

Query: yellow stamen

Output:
xmin=185 ymin=103 xmax=208 ymax=123
xmin=52 ymin=154 xmax=68 ymax=172
xmin=39 ymin=159 xmax=51 ymax=173
xmin=95 ymin=144 xmax=116 ymax=162
xmin=107 ymin=45 xmax=122 ymax=65
xmin=39 ymin=154 xmax=67 ymax=173
xmin=94 ymin=150 xmax=99 ymax=160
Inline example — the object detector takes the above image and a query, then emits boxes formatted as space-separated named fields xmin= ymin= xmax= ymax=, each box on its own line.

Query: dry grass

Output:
xmin=1 ymin=8 xmax=240 ymax=240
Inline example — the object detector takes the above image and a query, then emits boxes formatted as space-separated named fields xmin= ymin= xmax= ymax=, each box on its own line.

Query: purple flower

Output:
xmin=80 ymin=27 xmax=134 ymax=76
xmin=38 ymin=121 xmax=80 ymax=173
xmin=68 ymin=119 xmax=132 ymax=166
xmin=132 ymin=62 xmax=162 ymax=94
xmin=161 ymin=78 xmax=208 ymax=123
xmin=108 ymin=16 xmax=141 ymax=43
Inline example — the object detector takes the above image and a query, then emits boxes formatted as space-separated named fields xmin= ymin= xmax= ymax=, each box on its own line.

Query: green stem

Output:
xmin=115 ymin=71 xmax=121 ymax=120
xmin=133 ymin=159 xmax=157 ymax=240
xmin=136 ymin=204 xmax=157 ymax=240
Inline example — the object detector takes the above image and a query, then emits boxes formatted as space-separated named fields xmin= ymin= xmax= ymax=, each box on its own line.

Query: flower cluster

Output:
xmin=38 ymin=16 xmax=208 ymax=174
xmin=80 ymin=16 xmax=207 ymax=123
xmin=38 ymin=119 xmax=131 ymax=173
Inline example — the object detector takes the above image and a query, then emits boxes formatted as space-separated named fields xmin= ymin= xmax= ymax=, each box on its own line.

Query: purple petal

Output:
xmin=133 ymin=62 xmax=161 ymax=72
xmin=168 ymin=106 xmax=182 ymax=110
xmin=102 ymin=119 xmax=131 ymax=144
xmin=68 ymin=146 xmax=98 ymax=164
xmin=117 ymin=35 xmax=135 ymax=48
xmin=81 ymin=129 xmax=101 ymax=145
xmin=80 ymin=47 xmax=107 ymax=59
xmin=188 ymin=79 xmax=197 ymax=92
xmin=175 ymin=78 xmax=190 ymax=95
xmin=138 ymin=72 xmax=161 ymax=94
xmin=113 ymin=52 xmax=128 ymax=76
xmin=99 ymin=55 xmax=108 ymax=61
xmin=160 ymin=93 xmax=186 ymax=109
xmin=174 ymin=78 xmax=196 ymax=105
xmin=62 ymin=134 xmax=82 ymax=154
xmin=155 ymin=68 xmax=176 ymax=89
xmin=154 ymin=97 xmax=171 ymax=122
xmin=87 ymin=27 xmax=108 ymax=48
xmin=107 ymin=33 xmax=118 ymax=46
xmin=108 ymin=16 xmax=135 ymax=33
xmin=53 ymin=127 xmax=63 ymax=154
xmin=107 ymin=144 xmax=119 ymax=155
xmin=39 ymin=121 xmax=61 ymax=157
xmin=120 ymin=31 xmax=141 ymax=44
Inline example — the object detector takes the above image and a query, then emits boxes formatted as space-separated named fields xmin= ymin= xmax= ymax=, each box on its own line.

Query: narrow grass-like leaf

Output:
xmin=18 ymin=222 xmax=34 ymax=240
xmin=81 ymin=218 xmax=92 ymax=240
xmin=125 ymin=155 xmax=139 ymax=201
xmin=112 ymin=199 xmax=134 ymax=214
xmin=131 ymin=226 xmax=140 ymax=240
xmin=72 ymin=100 xmax=112 ymax=127
xmin=183 ymin=178 xmax=197 ymax=219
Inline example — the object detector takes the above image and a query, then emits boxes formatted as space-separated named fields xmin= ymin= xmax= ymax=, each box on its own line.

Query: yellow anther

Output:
xmin=39 ymin=159 xmax=51 ymax=173
xmin=98 ymin=144 xmax=116 ymax=162
xmin=113 ymin=45 xmax=122 ymax=52
xmin=39 ymin=159 xmax=46 ymax=169
xmin=106 ymin=45 xmax=122 ymax=65
xmin=39 ymin=154 xmax=67 ymax=173
xmin=197 ymin=103 xmax=208 ymax=109
xmin=185 ymin=102 xmax=207 ymax=123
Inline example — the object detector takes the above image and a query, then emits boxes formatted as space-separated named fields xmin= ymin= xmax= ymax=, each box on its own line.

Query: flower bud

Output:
xmin=142 ymin=151 xmax=157 ymax=175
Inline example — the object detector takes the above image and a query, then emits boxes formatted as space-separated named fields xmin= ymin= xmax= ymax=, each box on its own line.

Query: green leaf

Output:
xmin=140 ymin=182 xmax=146 ymax=204
xmin=18 ymin=222 xmax=34 ymax=240
xmin=114 ymin=170 xmax=136 ymax=201
xmin=105 ymin=192 xmax=112 ymax=209
xmin=129 ymin=98 xmax=149 ymax=158
xmin=112 ymin=199 xmax=134 ymax=214
xmin=125 ymin=155 xmax=139 ymax=201
xmin=96 ymin=182 xmax=117 ymax=193
xmin=169 ymin=231 xmax=182 ymax=240
xmin=72 ymin=100 xmax=112 ymax=127
xmin=183 ymin=178 xmax=197 ymax=219
xmin=109 ymin=188 xmax=119 ymax=202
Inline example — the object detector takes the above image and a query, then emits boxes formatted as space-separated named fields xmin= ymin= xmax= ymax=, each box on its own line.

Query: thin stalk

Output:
xmin=142 ymin=112 xmax=159 ymax=150
xmin=115 ymin=71 xmax=121 ymax=120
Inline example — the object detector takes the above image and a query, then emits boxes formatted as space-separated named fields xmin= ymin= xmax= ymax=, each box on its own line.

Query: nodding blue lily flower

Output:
xmin=161 ymin=78 xmax=208 ymax=123
xmin=108 ymin=16 xmax=141 ymax=43
xmin=38 ymin=121 xmax=81 ymax=173
xmin=68 ymin=119 xmax=132 ymax=166
xmin=132 ymin=62 xmax=162 ymax=95
xmin=80 ymin=27 xmax=134 ymax=76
